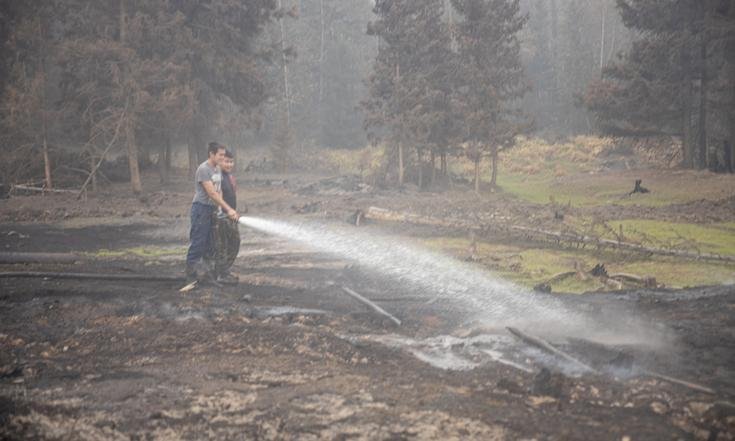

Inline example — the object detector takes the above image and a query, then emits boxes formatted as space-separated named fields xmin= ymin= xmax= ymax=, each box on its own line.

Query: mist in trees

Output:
xmin=1 ymin=0 xmax=733 ymax=194
xmin=585 ymin=0 xmax=735 ymax=172
xmin=1 ymin=0 xmax=278 ymax=193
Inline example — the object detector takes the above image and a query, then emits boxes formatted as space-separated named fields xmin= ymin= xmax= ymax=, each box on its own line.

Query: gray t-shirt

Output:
xmin=193 ymin=161 xmax=222 ymax=206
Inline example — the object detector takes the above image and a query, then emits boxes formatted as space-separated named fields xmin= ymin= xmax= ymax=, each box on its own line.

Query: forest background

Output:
xmin=0 ymin=0 xmax=733 ymax=194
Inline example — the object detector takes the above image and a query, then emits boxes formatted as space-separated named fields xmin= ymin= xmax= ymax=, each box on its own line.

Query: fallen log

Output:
xmin=10 ymin=185 xmax=79 ymax=195
xmin=0 ymin=271 xmax=184 ymax=282
xmin=543 ymin=271 xmax=577 ymax=285
xmin=338 ymin=285 xmax=401 ymax=326
xmin=0 ymin=252 xmax=82 ymax=264
xmin=363 ymin=206 xmax=735 ymax=264
xmin=601 ymin=278 xmax=624 ymax=290
xmin=642 ymin=370 xmax=715 ymax=395
xmin=506 ymin=327 xmax=597 ymax=373
xmin=506 ymin=327 xmax=715 ymax=393
xmin=609 ymin=273 xmax=657 ymax=288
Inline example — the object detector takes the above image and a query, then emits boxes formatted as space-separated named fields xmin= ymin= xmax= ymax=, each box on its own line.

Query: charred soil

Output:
xmin=0 ymin=169 xmax=734 ymax=440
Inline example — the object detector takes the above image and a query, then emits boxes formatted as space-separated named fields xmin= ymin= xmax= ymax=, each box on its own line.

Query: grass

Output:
xmin=593 ymin=220 xmax=735 ymax=257
xmin=87 ymin=246 xmax=186 ymax=259
xmin=322 ymin=137 xmax=735 ymax=292
xmin=421 ymin=236 xmax=735 ymax=294
xmin=322 ymin=137 xmax=735 ymax=208
xmin=495 ymin=171 xmax=730 ymax=208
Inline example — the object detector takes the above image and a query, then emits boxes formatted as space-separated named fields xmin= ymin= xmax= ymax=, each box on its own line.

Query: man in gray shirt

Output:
xmin=185 ymin=142 xmax=239 ymax=283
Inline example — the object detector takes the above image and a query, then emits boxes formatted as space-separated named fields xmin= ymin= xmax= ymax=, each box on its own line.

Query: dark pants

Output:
xmin=211 ymin=217 xmax=241 ymax=276
xmin=186 ymin=202 xmax=216 ymax=267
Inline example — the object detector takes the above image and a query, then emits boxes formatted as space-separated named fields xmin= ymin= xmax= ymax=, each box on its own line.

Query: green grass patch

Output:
xmin=494 ymin=172 xmax=721 ymax=208
xmin=421 ymin=236 xmax=734 ymax=294
xmin=495 ymin=172 xmax=595 ymax=206
xmin=86 ymin=246 xmax=186 ymax=259
xmin=612 ymin=259 xmax=734 ymax=289
xmin=594 ymin=219 xmax=735 ymax=257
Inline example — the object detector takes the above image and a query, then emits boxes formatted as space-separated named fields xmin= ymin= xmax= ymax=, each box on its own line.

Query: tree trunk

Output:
xmin=681 ymin=63 xmax=695 ymax=168
xmin=696 ymin=2 xmax=708 ymax=170
xmin=277 ymin=0 xmax=291 ymax=132
xmin=42 ymin=131 xmax=52 ymax=190
xmin=89 ymin=153 xmax=97 ymax=192
xmin=441 ymin=152 xmax=447 ymax=176
xmin=119 ymin=0 xmax=140 ymax=194
xmin=398 ymin=141 xmax=404 ymax=185
xmin=126 ymin=120 xmax=142 ymax=194
xmin=417 ymin=149 xmax=423 ymax=189
xmin=188 ymin=138 xmax=198 ymax=176
xmin=549 ymin=0 xmax=559 ymax=117
xmin=318 ymin=0 xmax=325 ymax=145
xmin=119 ymin=0 xmax=126 ymax=42
xmin=490 ymin=147 xmax=498 ymax=189
xmin=165 ymin=137 xmax=172 ymax=172
xmin=159 ymin=137 xmax=170 ymax=184
xmin=39 ymin=19 xmax=52 ymax=190
xmin=599 ymin=3 xmax=606 ymax=75
xmin=473 ymin=156 xmax=480 ymax=194
xmin=430 ymin=149 xmax=436 ymax=186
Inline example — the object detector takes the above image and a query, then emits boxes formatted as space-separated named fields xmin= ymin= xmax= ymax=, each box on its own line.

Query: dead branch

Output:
xmin=363 ymin=206 xmax=735 ymax=264
xmin=506 ymin=327 xmax=598 ymax=373
xmin=511 ymin=225 xmax=735 ymax=263
xmin=77 ymin=102 xmax=127 ymax=199
xmin=338 ymin=285 xmax=401 ymax=326
xmin=642 ymin=370 xmax=715 ymax=395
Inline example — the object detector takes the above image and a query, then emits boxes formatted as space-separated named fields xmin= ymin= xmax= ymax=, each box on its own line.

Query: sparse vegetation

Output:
xmin=422 ymin=236 xmax=735 ymax=293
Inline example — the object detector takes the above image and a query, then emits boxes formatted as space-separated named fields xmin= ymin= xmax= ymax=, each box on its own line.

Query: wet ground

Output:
xmin=1 ymin=220 xmax=734 ymax=440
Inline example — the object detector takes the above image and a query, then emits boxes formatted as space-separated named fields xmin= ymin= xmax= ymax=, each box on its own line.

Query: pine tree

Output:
xmin=585 ymin=0 xmax=735 ymax=171
xmin=56 ymin=0 xmax=277 ymax=193
xmin=0 ymin=2 xmax=59 ymax=189
xmin=363 ymin=0 xmax=455 ymax=188
xmin=451 ymin=0 xmax=529 ymax=192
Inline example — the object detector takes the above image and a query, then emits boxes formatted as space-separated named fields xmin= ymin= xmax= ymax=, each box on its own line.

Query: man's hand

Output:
xmin=227 ymin=208 xmax=239 ymax=221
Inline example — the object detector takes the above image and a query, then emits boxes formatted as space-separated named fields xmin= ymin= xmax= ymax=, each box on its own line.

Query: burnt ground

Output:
xmin=0 ymin=171 xmax=734 ymax=440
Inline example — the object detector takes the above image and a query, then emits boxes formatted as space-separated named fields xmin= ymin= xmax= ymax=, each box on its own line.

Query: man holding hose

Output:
xmin=185 ymin=142 xmax=239 ymax=284
xmin=210 ymin=149 xmax=243 ymax=285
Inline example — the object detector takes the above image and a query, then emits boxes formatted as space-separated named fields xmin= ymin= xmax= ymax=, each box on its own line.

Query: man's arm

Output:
xmin=201 ymin=181 xmax=238 ymax=220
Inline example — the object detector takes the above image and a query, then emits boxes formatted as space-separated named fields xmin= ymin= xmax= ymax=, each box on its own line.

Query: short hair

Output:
xmin=208 ymin=142 xmax=225 ymax=156
xmin=224 ymin=149 xmax=234 ymax=159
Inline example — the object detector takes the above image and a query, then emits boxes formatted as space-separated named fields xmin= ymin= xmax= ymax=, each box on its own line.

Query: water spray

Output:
xmin=237 ymin=215 xmax=657 ymax=346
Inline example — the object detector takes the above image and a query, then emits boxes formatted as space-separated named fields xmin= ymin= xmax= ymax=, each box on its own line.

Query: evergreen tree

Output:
xmin=0 ymin=2 xmax=59 ymax=189
xmin=56 ymin=0 xmax=277 ymax=193
xmin=584 ymin=0 xmax=735 ymax=171
xmin=362 ymin=0 xmax=455 ymax=187
xmin=451 ymin=0 xmax=529 ymax=192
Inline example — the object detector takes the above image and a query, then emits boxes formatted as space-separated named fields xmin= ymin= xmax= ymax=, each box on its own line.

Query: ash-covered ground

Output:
xmin=0 ymin=217 xmax=733 ymax=440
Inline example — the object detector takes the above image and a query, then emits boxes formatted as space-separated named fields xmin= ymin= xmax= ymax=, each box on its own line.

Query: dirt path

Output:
xmin=1 ymin=219 xmax=734 ymax=440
